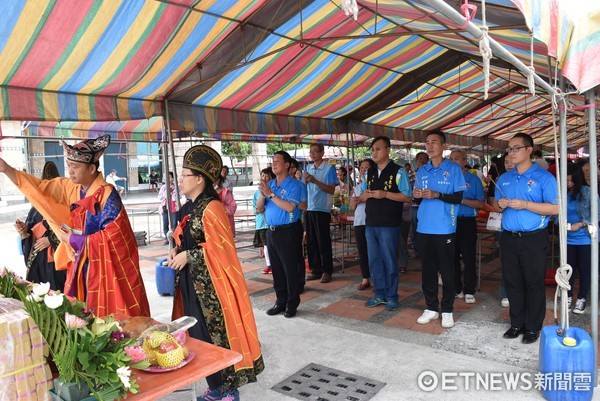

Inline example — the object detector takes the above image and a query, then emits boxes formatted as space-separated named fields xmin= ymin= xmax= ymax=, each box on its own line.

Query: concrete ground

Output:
xmin=1 ymin=190 xmax=598 ymax=400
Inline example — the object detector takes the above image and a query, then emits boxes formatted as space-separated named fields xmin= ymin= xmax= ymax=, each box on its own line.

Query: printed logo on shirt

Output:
xmin=443 ymin=171 xmax=450 ymax=180
xmin=384 ymin=175 xmax=394 ymax=191
xmin=527 ymin=180 xmax=536 ymax=192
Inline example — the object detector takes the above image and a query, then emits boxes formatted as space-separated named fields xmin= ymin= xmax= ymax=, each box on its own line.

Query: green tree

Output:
xmin=221 ymin=142 xmax=252 ymax=161
xmin=267 ymin=143 xmax=309 ymax=154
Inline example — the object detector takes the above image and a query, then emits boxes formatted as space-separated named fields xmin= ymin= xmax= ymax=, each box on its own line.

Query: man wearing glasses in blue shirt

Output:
xmin=493 ymin=133 xmax=558 ymax=344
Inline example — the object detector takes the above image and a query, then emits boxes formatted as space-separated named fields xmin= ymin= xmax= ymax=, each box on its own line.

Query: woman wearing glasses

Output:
xmin=168 ymin=145 xmax=264 ymax=401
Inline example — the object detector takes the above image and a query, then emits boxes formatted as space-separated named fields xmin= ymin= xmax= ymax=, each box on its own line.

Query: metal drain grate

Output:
xmin=272 ymin=363 xmax=385 ymax=401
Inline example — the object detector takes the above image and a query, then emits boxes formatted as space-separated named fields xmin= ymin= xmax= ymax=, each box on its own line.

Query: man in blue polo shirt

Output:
xmin=493 ymin=133 xmax=558 ymax=344
xmin=257 ymin=151 xmax=304 ymax=318
xmin=449 ymin=149 xmax=485 ymax=304
xmin=414 ymin=131 xmax=467 ymax=329
xmin=304 ymin=143 xmax=338 ymax=283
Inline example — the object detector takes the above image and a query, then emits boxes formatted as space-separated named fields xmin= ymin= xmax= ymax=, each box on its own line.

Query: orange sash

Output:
xmin=30 ymin=221 xmax=54 ymax=263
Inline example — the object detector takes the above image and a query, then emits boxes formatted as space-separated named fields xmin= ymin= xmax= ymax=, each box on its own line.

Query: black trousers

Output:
xmin=266 ymin=221 xmax=303 ymax=310
xmin=305 ymin=211 xmax=333 ymax=275
xmin=454 ymin=218 xmax=478 ymax=295
xmin=180 ymin=267 xmax=222 ymax=389
xmin=567 ymin=244 xmax=592 ymax=300
xmin=420 ymin=233 xmax=456 ymax=313
xmin=297 ymin=221 xmax=306 ymax=290
xmin=500 ymin=230 xmax=547 ymax=331
xmin=354 ymin=225 xmax=370 ymax=279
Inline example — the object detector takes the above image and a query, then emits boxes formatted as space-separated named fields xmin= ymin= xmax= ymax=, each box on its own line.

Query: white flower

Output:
xmin=32 ymin=282 xmax=50 ymax=298
xmin=116 ymin=366 xmax=131 ymax=389
xmin=26 ymin=293 xmax=42 ymax=302
xmin=43 ymin=293 xmax=64 ymax=309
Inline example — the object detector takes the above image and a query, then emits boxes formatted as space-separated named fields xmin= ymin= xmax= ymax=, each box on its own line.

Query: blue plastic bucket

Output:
xmin=155 ymin=258 xmax=176 ymax=296
xmin=539 ymin=325 xmax=595 ymax=401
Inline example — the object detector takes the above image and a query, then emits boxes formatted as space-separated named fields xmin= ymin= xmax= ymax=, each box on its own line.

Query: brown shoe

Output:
xmin=306 ymin=273 xmax=322 ymax=281
xmin=357 ymin=281 xmax=371 ymax=291
xmin=320 ymin=273 xmax=332 ymax=283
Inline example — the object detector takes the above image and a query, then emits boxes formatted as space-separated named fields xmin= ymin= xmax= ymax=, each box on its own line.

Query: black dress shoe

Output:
xmin=284 ymin=309 xmax=297 ymax=318
xmin=522 ymin=330 xmax=540 ymax=344
xmin=503 ymin=327 xmax=524 ymax=339
xmin=266 ymin=304 xmax=286 ymax=316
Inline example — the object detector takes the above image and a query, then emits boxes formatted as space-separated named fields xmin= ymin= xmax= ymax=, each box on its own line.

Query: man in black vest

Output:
xmin=358 ymin=136 xmax=412 ymax=311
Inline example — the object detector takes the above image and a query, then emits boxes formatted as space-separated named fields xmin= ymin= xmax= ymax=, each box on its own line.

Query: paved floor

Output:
xmin=1 ymin=190 xmax=598 ymax=400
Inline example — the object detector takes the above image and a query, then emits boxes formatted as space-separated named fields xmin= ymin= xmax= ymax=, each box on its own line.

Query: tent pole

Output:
xmin=421 ymin=0 xmax=556 ymax=96
xmin=160 ymin=111 xmax=173 ymax=243
xmin=160 ymin=117 xmax=170 ymax=192
xmin=164 ymin=100 xmax=181 ymax=229
xmin=165 ymin=100 xmax=181 ymax=209
xmin=350 ymin=133 xmax=356 ymax=187
xmin=585 ymin=89 xmax=598 ymax=385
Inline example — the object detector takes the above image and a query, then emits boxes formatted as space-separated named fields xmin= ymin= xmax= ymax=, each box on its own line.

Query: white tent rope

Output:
xmin=341 ymin=0 xmax=359 ymax=21
xmin=478 ymin=0 xmax=491 ymax=100
xmin=527 ymin=33 xmax=536 ymax=96
xmin=551 ymin=88 xmax=572 ymax=334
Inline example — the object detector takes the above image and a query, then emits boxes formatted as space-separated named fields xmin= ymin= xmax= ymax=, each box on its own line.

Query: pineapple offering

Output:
xmin=121 ymin=316 xmax=197 ymax=371
xmin=142 ymin=331 xmax=190 ymax=369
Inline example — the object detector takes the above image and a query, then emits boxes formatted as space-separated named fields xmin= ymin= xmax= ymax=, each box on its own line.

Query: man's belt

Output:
xmin=268 ymin=221 xmax=299 ymax=231
xmin=504 ymin=228 xmax=546 ymax=238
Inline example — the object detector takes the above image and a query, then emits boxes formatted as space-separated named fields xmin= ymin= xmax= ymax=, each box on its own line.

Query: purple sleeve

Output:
xmin=69 ymin=234 xmax=86 ymax=254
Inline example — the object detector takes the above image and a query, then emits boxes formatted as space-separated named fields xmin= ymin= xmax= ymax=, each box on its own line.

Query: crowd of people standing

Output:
xmin=256 ymin=130 xmax=594 ymax=348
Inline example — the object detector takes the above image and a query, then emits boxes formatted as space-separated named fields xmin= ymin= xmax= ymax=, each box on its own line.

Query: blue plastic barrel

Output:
xmin=539 ymin=325 xmax=595 ymax=401
xmin=155 ymin=258 xmax=176 ymax=296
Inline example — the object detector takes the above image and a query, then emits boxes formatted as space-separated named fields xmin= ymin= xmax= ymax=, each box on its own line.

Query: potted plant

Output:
xmin=16 ymin=282 xmax=149 ymax=401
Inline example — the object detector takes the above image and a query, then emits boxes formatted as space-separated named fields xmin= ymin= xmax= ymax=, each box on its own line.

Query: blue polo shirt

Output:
xmin=306 ymin=162 xmax=338 ymax=212
xmin=252 ymin=189 xmax=267 ymax=230
xmin=298 ymin=179 xmax=308 ymax=204
xmin=495 ymin=162 xmax=558 ymax=232
xmin=415 ymin=158 xmax=467 ymax=234
xmin=566 ymin=194 xmax=591 ymax=245
xmin=265 ymin=176 xmax=303 ymax=226
xmin=457 ymin=170 xmax=485 ymax=217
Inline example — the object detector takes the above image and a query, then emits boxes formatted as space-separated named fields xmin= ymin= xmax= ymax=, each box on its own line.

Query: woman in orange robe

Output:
xmin=168 ymin=145 xmax=263 ymax=401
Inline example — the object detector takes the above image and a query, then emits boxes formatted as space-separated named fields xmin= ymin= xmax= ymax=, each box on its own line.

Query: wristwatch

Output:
xmin=269 ymin=193 xmax=276 ymax=199
xmin=434 ymin=191 xmax=440 ymax=199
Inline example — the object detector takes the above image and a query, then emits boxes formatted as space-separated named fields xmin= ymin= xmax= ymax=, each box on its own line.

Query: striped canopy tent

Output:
xmin=24 ymin=118 xmax=167 ymax=142
xmin=512 ymin=0 xmax=600 ymax=93
xmin=0 ymin=0 xmax=597 ymax=149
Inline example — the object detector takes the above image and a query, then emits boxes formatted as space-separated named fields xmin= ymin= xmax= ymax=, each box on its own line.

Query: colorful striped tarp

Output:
xmin=0 ymin=0 xmax=595 ymax=149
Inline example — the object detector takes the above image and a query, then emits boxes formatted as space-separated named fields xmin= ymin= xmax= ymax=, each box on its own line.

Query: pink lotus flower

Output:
xmin=65 ymin=313 xmax=87 ymax=329
xmin=124 ymin=345 xmax=147 ymax=363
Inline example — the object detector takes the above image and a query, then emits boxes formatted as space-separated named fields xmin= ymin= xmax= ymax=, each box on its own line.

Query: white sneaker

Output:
xmin=441 ymin=313 xmax=454 ymax=328
xmin=573 ymin=298 xmax=586 ymax=314
xmin=501 ymin=298 xmax=509 ymax=308
xmin=417 ymin=309 xmax=439 ymax=324
xmin=567 ymin=296 xmax=573 ymax=311
xmin=465 ymin=294 xmax=476 ymax=304
xmin=455 ymin=291 xmax=464 ymax=298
